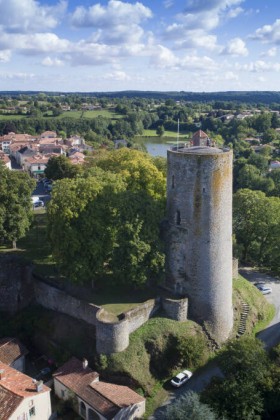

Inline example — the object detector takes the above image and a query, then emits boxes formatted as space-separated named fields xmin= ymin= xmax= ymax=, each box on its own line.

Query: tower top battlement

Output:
xmin=169 ymin=146 xmax=230 ymax=155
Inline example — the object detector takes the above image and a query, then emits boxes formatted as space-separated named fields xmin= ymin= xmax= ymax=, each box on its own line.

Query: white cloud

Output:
xmin=151 ymin=45 xmax=216 ymax=70
xmin=224 ymin=71 xmax=238 ymax=80
xmin=236 ymin=60 xmax=280 ymax=72
xmin=71 ymin=0 xmax=152 ymax=27
xmin=163 ymin=0 xmax=174 ymax=9
xmin=0 ymin=32 xmax=70 ymax=55
xmin=103 ymin=70 xmax=131 ymax=81
xmin=260 ymin=47 xmax=277 ymax=57
xmin=0 ymin=50 xmax=11 ymax=62
xmin=225 ymin=7 xmax=243 ymax=19
xmin=0 ymin=0 xmax=66 ymax=33
xmin=165 ymin=25 xmax=218 ymax=50
xmin=0 ymin=72 xmax=35 ymax=80
xmin=42 ymin=56 xmax=64 ymax=67
xmin=250 ymin=19 xmax=280 ymax=44
xmin=222 ymin=37 xmax=248 ymax=56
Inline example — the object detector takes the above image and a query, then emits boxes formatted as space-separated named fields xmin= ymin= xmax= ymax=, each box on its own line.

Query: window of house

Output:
xmin=29 ymin=407 xmax=36 ymax=417
xmin=80 ymin=401 xmax=86 ymax=418
xmin=61 ymin=389 xmax=65 ymax=398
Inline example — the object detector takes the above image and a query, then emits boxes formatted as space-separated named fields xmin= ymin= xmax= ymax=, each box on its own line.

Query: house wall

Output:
xmin=114 ymin=401 xmax=146 ymax=420
xmin=11 ymin=355 xmax=25 ymax=373
xmin=11 ymin=392 xmax=52 ymax=420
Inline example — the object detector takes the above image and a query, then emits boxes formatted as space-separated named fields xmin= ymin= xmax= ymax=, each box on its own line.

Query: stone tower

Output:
xmin=165 ymin=145 xmax=233 ymax=343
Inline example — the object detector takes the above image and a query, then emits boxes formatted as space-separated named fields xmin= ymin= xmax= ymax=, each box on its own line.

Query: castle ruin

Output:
xmin=165 ymin=144 xmax=233 ymax=343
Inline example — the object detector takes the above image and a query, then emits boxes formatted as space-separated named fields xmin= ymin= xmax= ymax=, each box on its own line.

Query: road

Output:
xmin=239 ymin=267 xmax=280 ymax=349
xmin=32 ymin=181 xmax=51 ymax=206
xmin=151 ymin=267 xmax=280 ymax=419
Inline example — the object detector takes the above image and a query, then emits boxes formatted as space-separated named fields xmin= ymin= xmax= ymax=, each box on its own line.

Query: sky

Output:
xmin=0 ymin=0 xmax=280 ymax=92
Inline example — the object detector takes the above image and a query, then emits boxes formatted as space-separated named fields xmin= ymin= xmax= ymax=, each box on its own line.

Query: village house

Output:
xmin=53 ymin=357 xmax=145 ymax=420
xmin=68 ymin=151 xmax=85 ymax=165
xmin=23 ymin=154 xmax=51 ymax=178
xmin=0 ymin=361 xmax=52 ymax=420
xmin=270 ymin=160 xmax=280 ymax=170
xmin=0 ymin=337 xmax=28 ymax=373
xmin=0 ymin=132 xmax=38 ymax=154
xmin=0 ymin=151 xmax=11 ymax=169
xmin=40 ymin=131 xmax=57 ymax=139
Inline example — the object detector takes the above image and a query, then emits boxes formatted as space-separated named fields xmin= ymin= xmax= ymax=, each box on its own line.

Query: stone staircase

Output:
xmin=237 ymin=301 xmax=250 ymax=338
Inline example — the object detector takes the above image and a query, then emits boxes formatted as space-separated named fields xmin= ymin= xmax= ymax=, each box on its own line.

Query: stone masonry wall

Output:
xmin=0 ymin=255 xmax=34 ymax=313
xmin=162 ymin=297 xmax=188 ymax=321
xmin=34 ymin=280 xmax=100 ymax=325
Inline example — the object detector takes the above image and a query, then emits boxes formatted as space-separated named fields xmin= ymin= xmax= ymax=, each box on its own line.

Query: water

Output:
xmin=135 ymin=137 xmax=177 ymax=158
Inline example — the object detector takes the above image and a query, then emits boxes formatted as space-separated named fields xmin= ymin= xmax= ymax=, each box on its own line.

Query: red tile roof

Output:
xmin=0 ymin=337 xmax=28 ymax=366
xmin=54 ymin=358 xmax=144 ymax=419
xmin=0 ymin=361 xmax=50 ymax=419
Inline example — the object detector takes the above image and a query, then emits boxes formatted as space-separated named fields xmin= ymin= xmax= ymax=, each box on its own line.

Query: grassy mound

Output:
xmin=233 ymin=275 xmax=275 ymax=335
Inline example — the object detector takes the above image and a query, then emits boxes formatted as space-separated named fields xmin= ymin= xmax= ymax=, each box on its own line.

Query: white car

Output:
xmin=170 ymin=370 xmax=193 ymax=387
xmin=255 ymin=284 xmax=272 ymax=295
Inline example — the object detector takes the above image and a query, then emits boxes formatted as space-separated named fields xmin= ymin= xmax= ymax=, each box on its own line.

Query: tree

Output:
xmin=233 ymin=189 xmax=280 ymax=267
xmin=0 ymin=165 xmax=35 ymax=248
xmin=44 ymin=155 xmax=81 ymax=180
xmin=156 ymin=125 xmax=165 ymax=137
xmin=164 ymin=392 xmax=217 ymax=420
xmin=47 ymin=164 xmax=165 ymax=287
xmin=202 ymin=338 xmax=270 ymax=420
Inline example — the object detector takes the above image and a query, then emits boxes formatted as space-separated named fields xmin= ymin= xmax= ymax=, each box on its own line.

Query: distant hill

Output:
xmin=2 ymin=90 xmax=280 ymax=104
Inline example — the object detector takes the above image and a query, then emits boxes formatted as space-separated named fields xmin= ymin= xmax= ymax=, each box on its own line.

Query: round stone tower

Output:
xmin=165 ymin=145 xmax=233 ymax=343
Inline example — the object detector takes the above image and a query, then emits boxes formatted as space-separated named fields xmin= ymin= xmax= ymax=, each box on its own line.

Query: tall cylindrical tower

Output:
xmin=165 ymin=146 xmax=233 ymax=343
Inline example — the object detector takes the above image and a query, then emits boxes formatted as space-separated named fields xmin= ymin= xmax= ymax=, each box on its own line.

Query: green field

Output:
xmin=0 ymin=114 xmax=25 ymax=120
xmin=141 ymin=129 xmax=189 ymax=138
xmin=58 ymin=109 xmax=123 ymax=120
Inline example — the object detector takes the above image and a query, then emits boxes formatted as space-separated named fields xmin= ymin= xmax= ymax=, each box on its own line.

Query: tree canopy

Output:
xmin=0 ymin=164 xmax=35 ymax=247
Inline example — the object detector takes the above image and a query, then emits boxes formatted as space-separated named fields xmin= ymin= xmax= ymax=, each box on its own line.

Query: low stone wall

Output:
xmin=96 ymin=299 xmax=160 ymax=354
xmin=34 ymin=280 xmax=100 ymax=326
xmin=162 ymin=297 xmax=188 ymax=321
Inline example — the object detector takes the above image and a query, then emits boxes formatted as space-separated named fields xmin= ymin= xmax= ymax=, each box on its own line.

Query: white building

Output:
xmin=53 ymin=357 xmax=145 ymax=420
xmin=0 ymin=361 xmax=52 ymax=420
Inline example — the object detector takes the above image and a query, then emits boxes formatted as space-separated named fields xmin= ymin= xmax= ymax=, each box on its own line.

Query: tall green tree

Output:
xmin=44 ymin=155 xmax=81 ymax=180
xmin=164 ymin=392 xmax=217 ymax=420
xmin=0 ymin=165 xmax=35 ymax=248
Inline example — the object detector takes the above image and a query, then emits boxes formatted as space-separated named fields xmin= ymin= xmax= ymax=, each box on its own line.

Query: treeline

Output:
xmin=2 ymin=90 xmax=280 ymax=104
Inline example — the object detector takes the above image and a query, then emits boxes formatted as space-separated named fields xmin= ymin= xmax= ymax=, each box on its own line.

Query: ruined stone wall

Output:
xmin=96 ymin=299 xmax=160 ymax=354
xmin=166 ymin=147 xmax=233 ymax=343
xmin=34 ymin=280 xmax=100 ymax=325
xmin=0 ymin=255 xmax=34 ymax=313
xmin=162 ymin=297 xmax=188 ymax=321
xmin=232 ymin=258 xmax=239 ymax=279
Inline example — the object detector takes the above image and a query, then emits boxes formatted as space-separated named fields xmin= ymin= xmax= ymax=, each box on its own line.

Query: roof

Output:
xmin=54 ymin=357 xmax=144 ymax=419
xmin=192 ymin=130 xmax=209 ymax=141
xmin=0 ymin=338 xmax=28 ymax=366
xmin=0 ymin=361 xmax=50 ymax=418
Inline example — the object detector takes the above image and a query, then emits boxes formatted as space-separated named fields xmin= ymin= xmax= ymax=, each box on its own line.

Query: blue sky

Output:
xmin=0 ymin=0 xmax=280 ymax=92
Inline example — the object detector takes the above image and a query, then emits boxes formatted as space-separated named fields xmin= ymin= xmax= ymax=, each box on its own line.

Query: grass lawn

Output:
xmin=0 ymin=114 xmax=25 ymax=120
xmin=141 ymin=129 xmax=189 ymax=138
xmin=58 ymin=109 xmax=123 ymax=120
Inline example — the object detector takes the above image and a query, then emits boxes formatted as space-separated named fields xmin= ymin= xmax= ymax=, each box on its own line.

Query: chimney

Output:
xmin=0 ymin=369 xmax=5 ymax=380
xmin=36 ymin=380 xmax=43 ymax=392
xmin=82 ymin=358 xmax=88 ymax=370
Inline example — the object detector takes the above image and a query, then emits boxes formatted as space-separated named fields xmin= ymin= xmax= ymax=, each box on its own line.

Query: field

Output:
xmin=141 ymin=129 xmax=189 ymax=138
xmin=0 ymin=114 xmax=25 ymax=120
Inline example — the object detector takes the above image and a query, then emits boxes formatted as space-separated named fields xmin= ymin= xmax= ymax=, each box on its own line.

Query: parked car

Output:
xmin=255 ymin=284 xmax=272 ymax=295
xmin=170 ymin=369 xmax=193 ymax=387
xmin=34 ymin=200 xmax=45 ymax=208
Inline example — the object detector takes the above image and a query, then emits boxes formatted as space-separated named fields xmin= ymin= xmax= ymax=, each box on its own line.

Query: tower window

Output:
xmin=172 ymin=175 xmax=175 ymax=188
xmin=176 ymin=210 xmax=181 ymax=225
xmin=203 ymin=187 xmax=206 ymax=193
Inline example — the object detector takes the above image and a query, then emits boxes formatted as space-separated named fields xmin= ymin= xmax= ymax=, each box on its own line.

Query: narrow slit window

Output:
xmin=172 ymin=175 xmax=175 ymax=188
xmin=203 ymin=187 xmax=206 ymax=193
xmin=176 ymin=210 xmax=181 ymax=225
